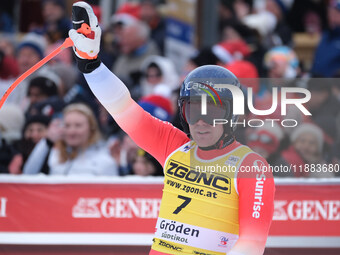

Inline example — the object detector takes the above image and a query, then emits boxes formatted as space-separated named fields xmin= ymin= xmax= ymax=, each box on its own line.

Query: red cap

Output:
xmin=139 ymin=95 xmax=174 ymax=115
xmin=0 ymin=55 xmax=19 ymax=79
xmin=218 ymin=39 xmax=251 ymax=59
xmin=225 ymin=60 xmax=259 ymax=93
xmin=116 ymin=3 xmax=141 ymax=19
xmin=248 ymin=129 xmax=280 ymax=156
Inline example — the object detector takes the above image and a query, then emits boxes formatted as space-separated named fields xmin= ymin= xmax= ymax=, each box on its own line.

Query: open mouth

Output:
xmin=197 ymin=131 xmax=209 ymax=135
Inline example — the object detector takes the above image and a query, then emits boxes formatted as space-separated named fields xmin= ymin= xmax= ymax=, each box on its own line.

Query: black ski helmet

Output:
xmin=178 ymin=65 xmax=242 ymax=149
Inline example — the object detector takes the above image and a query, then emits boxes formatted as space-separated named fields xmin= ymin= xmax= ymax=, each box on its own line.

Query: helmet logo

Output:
xmin=198 ymin=82 xmax=223 ymax=108
xmin=198 ymin=83 xmax=245 ymax=116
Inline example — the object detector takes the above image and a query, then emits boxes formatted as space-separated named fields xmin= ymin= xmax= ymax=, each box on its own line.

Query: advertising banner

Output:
xmin=0 ymin=176 xmax=339 ymax=248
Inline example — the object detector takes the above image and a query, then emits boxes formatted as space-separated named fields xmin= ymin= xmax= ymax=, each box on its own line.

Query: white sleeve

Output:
xmin=84 ymin=63 xmax=131 ymax=115
xmin=23 ymin=139 xmax=50 ymax=174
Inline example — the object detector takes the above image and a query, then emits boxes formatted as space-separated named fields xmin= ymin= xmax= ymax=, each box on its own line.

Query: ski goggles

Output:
xmin=182 ymin=100 xmax=229 ymax=125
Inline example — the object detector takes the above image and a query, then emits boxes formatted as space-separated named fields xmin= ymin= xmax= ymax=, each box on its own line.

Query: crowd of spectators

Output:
xmin=0 ymin=0 xmax=339 ymax=178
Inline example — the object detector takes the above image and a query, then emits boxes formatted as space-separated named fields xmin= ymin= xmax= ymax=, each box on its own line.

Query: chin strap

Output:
xmin=198 ymin=134 xmax=235 ymax=151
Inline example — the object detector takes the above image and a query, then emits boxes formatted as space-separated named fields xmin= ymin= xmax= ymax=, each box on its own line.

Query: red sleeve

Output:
xmin=232 ymin=153 xmax=275 ymax=255
xmin=115 ymin=99 xmax=190 ymax=166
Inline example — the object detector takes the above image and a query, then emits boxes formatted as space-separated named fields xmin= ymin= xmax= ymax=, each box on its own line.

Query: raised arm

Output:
xmin=84 ymin=64 xmax=188 ymax=165
xmin=69 ymin=2 xmax=188 ymax=165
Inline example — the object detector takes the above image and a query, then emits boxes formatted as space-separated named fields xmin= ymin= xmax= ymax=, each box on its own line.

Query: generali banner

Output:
xmin=0 ymin=176 xmax=339 ymax=247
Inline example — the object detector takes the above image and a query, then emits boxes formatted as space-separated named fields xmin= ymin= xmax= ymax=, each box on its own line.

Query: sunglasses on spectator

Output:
xmin=248 ymin=133 xmax=273 ymax=144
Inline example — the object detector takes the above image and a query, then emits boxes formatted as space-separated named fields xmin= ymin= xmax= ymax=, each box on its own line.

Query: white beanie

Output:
xmin=290 ymin=123 xmax=324 ymax=153
xmin=259 ymin=121 xmax=284 ymax=141
xmin=0 ymin=104 xmax=25 ymax=143
xmin=242 ymin=11 xmax=277 ymax=37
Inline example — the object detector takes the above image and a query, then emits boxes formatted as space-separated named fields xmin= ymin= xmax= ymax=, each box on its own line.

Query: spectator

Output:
xmin=242 ymin=0 xmax=292 ymax=48
xmin=140 ymin=55 xmax=179 ymax=97
xmin=0 ymin=136 xmax=18 ymax=174
xmin=0 ymin=36 xmax=19 ymax=100
xmin=218 ymin=18 xmax=268 ymax=75
xmin=11 ymin=114 xmax=51 ymax=173
xmin=111 ymin=13 xmax=160 ymax=87
xmin=101 ymin=3 xmax=142 ymax=70
xmin=261 ymin=46 xmax=301 ymax=116
xmin=180 ymin=47 xmax=221 ymax=82
xmin=281 ymin=123 xmax=334 ymax=177
xmin=250 ymin=46 xmax=303 ymax=133
xmin=139 ymin=94 xmax=174 ymax=122
xmin=24 ymin=72 xmax=66 ymax=117
xmin=38 ymin=0 xmax=72 ymax=65
xmin=305 ymin=78 xmax=339 ymax=146
xmin=264 ymin=45 xmax=300 ymax=79
xmin=17 ymin=33 xmax=46 ymax=75
xmin=4 ymin=33 xmax=47 ymax=106
xmin=242 ymin=6 xmax=277 ymax=41
xmin=132 ymin=148 xmax=163 ymax=176
xmin=115 ymin=2 xmax=141 ymax=19
xmin=190 ymin=47 xmax=221 ymax=67
xmin=0 ymin=49 xmax=19 ymax=80
xmin=25 ymin=103 xmax=118 ymax=176
xmin=0 ymin=46 xmax=20 ymax=106
xmin=140 ymin=0 xmax=166 ymax=54
xmin=0 ymin=35 xmax=17 ymax=61
xmin=288 ymin=0 xmax=327 ymax=34
xmin=212 ymin=39 xmax=251 ymax=65
xmin=247 ymin=122 xmax=292 ymax=177
xmin=45 ymin=40 xmax=72 ymax=66
xmin=27 ymin=94 xmax=65 ymax=118
xmin=220 ymin=59 xmax=258 ymax=145
xmin=48 ymin=64 xmax=99 ymax=119
xmin=52 ymin=103 xmax=116 ymax=176
xmin=220 ymin=18 xmax=259 ymax=43
xmin=263 ymin=0 xmax=293 ymax=47
xmin=109 ymin=91 xmax=173 ymax=175
xmin=26 ymin=76 xmax=58 ymax=107
xmin=0 ymin=104 xmax=25 ymax=144
xmin=247 ymin=122 xmax=283 ymax=159
xmin=218 ymin=0 xmax=236 ymax=23
xmin=0 ymin=104 xmax=25 ymax=174
xmin=23 ymin=114 xmax=50 ymax=145
xmin=109 ymin=91 xmax=174 ymax=174
xmin=38 ymin=0 xmax=71 ymax=41
xmin=311 ymin=0 xmax=340 ymax=77
xmin=224 ymin=59 xmax=260 ymax=94
xmin=23 ymin=115 xmax=63 ymax=175
xmin=233 ymin=0 xmax=254 ymax=20
xmin=49 ymin=63 xmax=78 ymax=98
xmin=109 ymin=132 xmax=139 ymax=176
xmin=182 ymin=40 xmax=252 ymax=83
